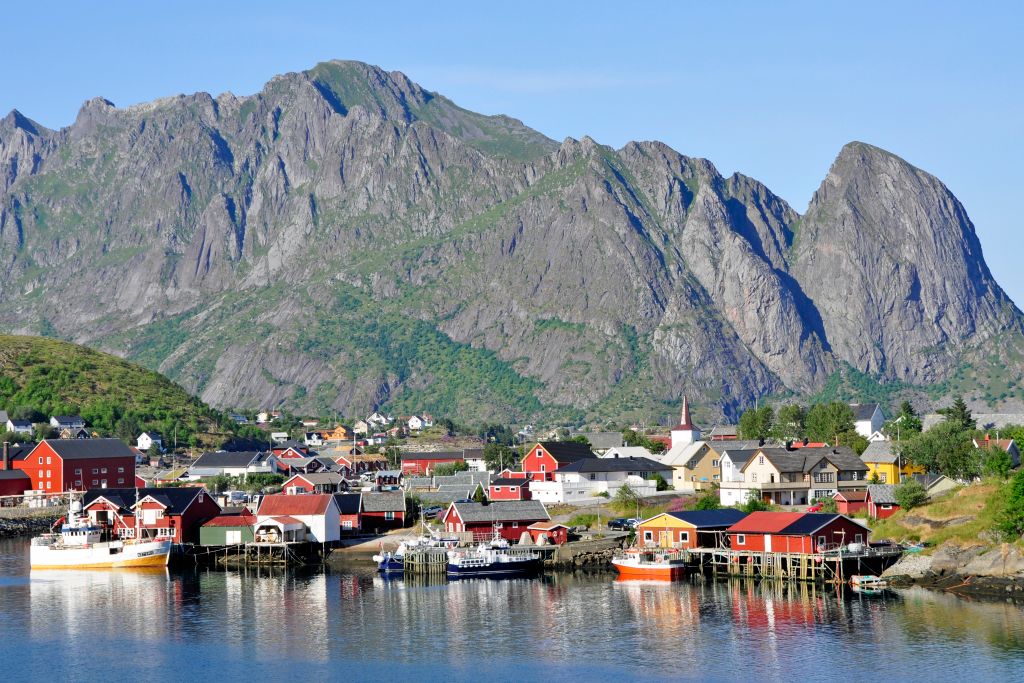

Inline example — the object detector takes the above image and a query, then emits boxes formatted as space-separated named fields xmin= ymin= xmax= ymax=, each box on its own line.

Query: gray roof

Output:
xmin=719 ymin=448 xmax=759 ymax=466
xmin=0 ymin=410 xmax=7 ymax=424
xmin=756 ymin=446 xmax=868 ymax=474
xmin=910 ymin=473 xmax=950 ymax=490
xmin=361 ymin=490 xmax=405 ymax=512
xmin=416 ymin=490 xmax=473 ymax=503
xmin=192 ymin=451 xmax=263 ymax=468
xmin=850 ymin=403 xmax=880 ymax=421
xmin=923 ymin=412 xmax=1024 ymax=431
xmin=861 ymin=440 xmax=899 ymax=464
xmin=570 ymin=431 xmax=624 ymax=450
xmin=288 ymin=472 xmax=345 ymax=485
xmin=399 ymin=451 xmax=464 ymax=461
xmin=404 ymin=476 xmax=434 ymax=488
xmin=0 ymin=469 xmax=30 ymax=481
xmin=450 ymin=500 xmax=549 ymax=523
xmin=867 ymin=484 xmax=899 ymax=505
xmin=557 ymin=455 xmax=670 ymax=474
xmin=709 ymin=425 xmax=739 ymax=437
xmin=39 ymin=438 xmax=135 ymax=461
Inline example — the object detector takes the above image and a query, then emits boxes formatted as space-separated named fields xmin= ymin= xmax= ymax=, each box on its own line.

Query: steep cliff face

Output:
xmin=0 ymin=63 xmax=1018 ymax=422
xmin=790 ymin=142 xmax=1020 ymax=384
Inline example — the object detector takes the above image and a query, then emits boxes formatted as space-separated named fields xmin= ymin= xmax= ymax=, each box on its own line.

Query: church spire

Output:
xmin=678 ymin=395 xmax=693 ymax=430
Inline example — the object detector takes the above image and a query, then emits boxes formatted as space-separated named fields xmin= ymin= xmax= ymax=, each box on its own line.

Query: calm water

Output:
xmin=2 ymin=538 xmax=1024 ymax=682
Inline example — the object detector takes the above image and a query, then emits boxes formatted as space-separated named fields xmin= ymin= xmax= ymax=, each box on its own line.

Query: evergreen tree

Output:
xmin=939 ymin=397 xmax=976 ymax=432
xmin=738 ymin=406 xmax=774 ymax=440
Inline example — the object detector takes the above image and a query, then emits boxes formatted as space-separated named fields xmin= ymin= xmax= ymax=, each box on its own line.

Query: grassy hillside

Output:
xmin=867 ymin=480 xmax=1006 ymax=547
xmin=0 ymin=335 xmax=225 ymax=446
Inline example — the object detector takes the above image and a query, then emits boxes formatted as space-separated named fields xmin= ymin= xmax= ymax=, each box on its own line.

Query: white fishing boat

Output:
xmin=30 ymin=498 xmax=171 ymax=570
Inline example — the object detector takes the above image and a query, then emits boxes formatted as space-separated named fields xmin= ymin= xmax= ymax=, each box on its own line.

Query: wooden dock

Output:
xmin=686 ymin=544 xmax=903 ymax=584
xmin=401 ymin=545 xmax=552 ymax=576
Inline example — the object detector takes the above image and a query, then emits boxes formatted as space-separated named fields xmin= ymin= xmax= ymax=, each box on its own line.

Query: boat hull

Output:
xmin=446 ymin=558 xmax=542 ymax=578
xmin=31 ymin=540 xmax=172 ymax=570
xmin=611 ymin=557 xmax=687 ymax=580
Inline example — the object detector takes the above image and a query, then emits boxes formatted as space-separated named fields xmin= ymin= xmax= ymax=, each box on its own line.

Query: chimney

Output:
xmin=1 ymin=442 xmax=8 ymax=470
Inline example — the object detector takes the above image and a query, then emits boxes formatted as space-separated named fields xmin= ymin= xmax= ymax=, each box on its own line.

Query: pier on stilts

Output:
xmin=686 ymin=543 xmax=903 ymax=584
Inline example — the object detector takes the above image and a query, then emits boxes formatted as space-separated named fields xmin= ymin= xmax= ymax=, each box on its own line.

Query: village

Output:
xmin=2 ymin=394 xmax=1014 ymax=586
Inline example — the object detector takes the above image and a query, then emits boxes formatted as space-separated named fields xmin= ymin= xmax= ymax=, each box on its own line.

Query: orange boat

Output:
xmin=611 ymin=548 xmax=689 ymax=580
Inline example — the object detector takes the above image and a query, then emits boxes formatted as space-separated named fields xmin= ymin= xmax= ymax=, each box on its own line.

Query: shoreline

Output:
xmin=0 ymin=510 xmax=62 ymax=540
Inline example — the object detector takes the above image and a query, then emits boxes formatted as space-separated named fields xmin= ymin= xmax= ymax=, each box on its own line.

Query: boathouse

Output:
xmin=488 ymin=476 xmax=532 ymax=501
xmin=199 ymin=509 xmax=257 ymax=545
xmin=833 ymin=490 xmax=869 ymax=515
xmin=360 ymin=490 xmax=406 ymax=531
xmin=333 ymin=492 xmax=363 ymax=534
xmin=442 ymin=500 xmax=550 ymax=542
xmin=256 ymin=494 xmax=340 ymax=542
xmin=726 ymin=512 xmax=870 ymax=554
xmin=527 ymin=521 xmax=569 ymax=545
xmin=636 ymin=509 xmax=747 ymax=550
xmin=83 ymin=487 xmax=222 ymax=544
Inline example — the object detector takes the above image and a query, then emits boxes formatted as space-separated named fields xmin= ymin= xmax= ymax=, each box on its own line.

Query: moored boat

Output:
xmin=446 ymin=541 xmax=542 ymax=578
xmin=373 ymin=534 xmax=460 ymax=573
xmin=611 ymin=548 xmax=689 ymax=580
xmin=30 ymin=499 xmax=171 ymax=570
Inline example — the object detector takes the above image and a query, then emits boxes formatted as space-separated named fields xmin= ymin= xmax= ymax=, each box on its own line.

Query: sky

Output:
xmin=2 ymin=1 xmax=1022 ymax=302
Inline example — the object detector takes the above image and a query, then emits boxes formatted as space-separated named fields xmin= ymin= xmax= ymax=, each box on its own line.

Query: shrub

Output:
xmin=692 ymin=490 xmax=720 ymax=510
xmin=568 ymin=514 xmax=597 ymax=529
xmin=894 ymin=478 xmax=929 ymax=510
xmin=741 ymin=490 xmax=771 ymax=513
xmin=812 ymin=497 xmax=837 ymax=513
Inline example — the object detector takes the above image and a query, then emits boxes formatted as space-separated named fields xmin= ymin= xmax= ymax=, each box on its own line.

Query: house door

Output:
xmin=659 ymin=531 xmax=671 ymax=548
xmin=226 ymin=530 xmax=242 ymax=544
xmin=764 ymin=534 xmax=772 ymax=552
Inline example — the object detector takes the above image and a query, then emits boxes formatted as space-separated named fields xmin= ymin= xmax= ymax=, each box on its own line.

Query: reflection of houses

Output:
xmin=442 ymin=500 xmax=550 ymax=542
xmin=256 ymin=494 xmax=340 ymax=542
xmin=528 ymin=456 xmax=671 ymax=503
xmin=727 ymin=512 xmax=870 ymax=553
xmin=83 ymin=487 xmax=222 ymax=543
xmin=637 ymin=509 xmax=747 ymax=550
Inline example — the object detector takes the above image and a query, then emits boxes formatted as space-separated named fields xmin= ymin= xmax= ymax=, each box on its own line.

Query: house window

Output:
xmin=38 ymin=457 xmax=42 ymax=464
xmin=156 ymin=528 xmax=173 ymax=538
xmin=512 ymin=522 xmax=519 ymax=528
xmin=101 ymin=480 xmax=107 ymax=488
xmin=101 ymin=468 xmax=107 ymax=474
xmin=384 ymin=511 xmax=395 ymax=520
xmin=736 ymin=534 xmax=745 ymax=546
xmin=46 ymin=456 xmax=51 ymax=464
xmin=92 ymin=468 xmax=99 ymax=474
xmin=589 ymin=474 xmax=596 ymax=480
xmin=118 ymin=467 xmax=125 ymax=473
xmin=712 ymin=460 xmax=719 ymax=467
xmin=854 ymin=534 xmax=863 ymax=544
xmin=751 ymin=473 xmax=758 ymax=483
xmin=38 ymin=469 xmax=43 ymax=478
xmin=713 ymin=474 xmax=720 ymax=481
xmin=879 ymin=473 xmax=887 ymax=483
xmin=118 ymin=528 xmax=135 ymax=538
xmin=643 ymin=531 xmax=653 ymax=542
xmin=45 ymin=481 xmax=51 ymax=489
xmin=881 ymin=504 xmax=893 ymax=510
xmin=342 ymin=520 xmax=353 ymax=529
xmin=680 ymin=531 xmax=690 ymax=543
xmin=117 ymin=478 xmax=124 ymax=485
xmin=817 ymin=535 xmax=827 ymax=549
xmin=494 ymin=487 xmax=502 ymax=492
xmin=92 ymin=479 xmax=98 ymax=485
xmin=540 ymin=464 xmax=546 ymax=473
xmin=74 ymin=480 xmax=82 ymax=487
xmin=758 ymin=456 xmax=765 ymax=465
xmin=75 ymin=468 xmax=82 ymax=475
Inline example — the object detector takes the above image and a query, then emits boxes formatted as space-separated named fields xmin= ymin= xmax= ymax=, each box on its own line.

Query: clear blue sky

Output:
xmin=2 ymin=2 xmax=1021 ymax=302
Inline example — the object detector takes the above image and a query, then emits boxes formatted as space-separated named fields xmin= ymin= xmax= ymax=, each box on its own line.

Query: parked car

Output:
xmin=807 ymin=503 xmax=823 ymax=512
xmin=607 ymin=518 xmax=632 ymax=530
xmin=421 ymin=505 xmax=443 ymax=519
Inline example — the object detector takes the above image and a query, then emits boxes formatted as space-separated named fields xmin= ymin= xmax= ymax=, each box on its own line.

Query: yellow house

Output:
xmin=860 ymin=441 xmax=924 ymax=483
xmin=636 ymin=510 xmax=748 ymax=549
xmin=659 ymin=441 xmax=722 ymax=491
xmin=321 ymin=425 xmax=352 ymax=441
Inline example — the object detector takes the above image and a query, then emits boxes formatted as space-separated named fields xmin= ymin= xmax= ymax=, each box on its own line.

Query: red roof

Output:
xmin=203 ymin=513 xmax=257 ymax=527
xmin=727 ymin=511 xmax=807 ymax=533
xmin=834 ymin=491 xmax=868 ymax=502
xmin=789 ymin=442 xmax=828 ymax=449
xmin=528 ymin=521 xmax=568 ymax=530
xmin=258 ymin=493 xmax=334 ymax=516
xmin=270 ymin=516 xmax=303 ymax=525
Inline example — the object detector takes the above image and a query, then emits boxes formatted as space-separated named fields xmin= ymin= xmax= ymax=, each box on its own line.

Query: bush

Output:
xmin=741 ymin=490 xmax=771 ymax=513
xmin=894 ymin=478 xmax=929 ymax=510
xmin=568 ymin=514 xmax=597 ymax=529
xmin=997 ymin=470 xmax=1024 ymax=539
xmin=812 ymin=497 xmax=837 ymax=513
xmin=692 ymin=490 xmax=720 ymax=510
xmin=596 ymin=491 xmax=610 ymax=499
xmin=653 ymin=473 xmax=670 ymax=491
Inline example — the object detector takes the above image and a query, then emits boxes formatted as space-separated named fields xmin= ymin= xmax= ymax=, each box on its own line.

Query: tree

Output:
xmin=433 ymin=461 xmax=470 ymax=477
xmin=812 ymin=497 xmax=838 ymax=513
xmin=243 ymin=473 xmax=284 ymax=494
xmin=939 ymin=396 xmax=976 ymax=432
xmin=898 ymin=421 xmax=978 ymax=480
xmin=868 ymin=470 xmax=881 ymax=484
xmin=483 ymin=443 xmax=518 ymax=472
xmin=804 ymin=402 xmax=855 ymax=444
xmin=894 ymin=478 xmax=929 ymax=510
xmin=693 ymin=489 xmax=720 ymax=510
xmin=622 ymin=429 xmax=644 ymax=447
xmin=981 ymin=446 xmax=1013 ymax=479
xmin=570 ymin=435 xmax=592 ymax=447
xmin=613 ymin=483 xmax=642 ymax=516
xmin=34 ymin=424 xmax=56 ymax=441
xmin=738 ymin=406 xmax=774 ymax=440
xmin=884 ymin=401 xmax=922 ymax=438
xmin=772 ymin=404 xmax=806 ymax=441
xmin=472 ymin=484 xmax=486 ymax=503
xmin=740 ymin=490 xmax=770 ymax=513
xmin=206 ymin=474 xmax=234 ymax=494
xmin=997 ymin=470 xmax=1024 ymax=539
xmin=652 ymin=472 xmax=670 ymax=491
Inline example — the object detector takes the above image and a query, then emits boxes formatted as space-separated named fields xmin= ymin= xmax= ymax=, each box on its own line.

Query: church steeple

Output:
xmin=671 ymin=396 xmax=700 ymax=449
xmin=677 ymin=395 xmax=694 ymax=430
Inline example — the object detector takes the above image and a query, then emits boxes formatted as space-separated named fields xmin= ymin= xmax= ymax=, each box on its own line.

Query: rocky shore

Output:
xmin=0 ymin=508 xmax=62 ymax=540
xmin=884 ymin=543 xmax=1024 ymax=601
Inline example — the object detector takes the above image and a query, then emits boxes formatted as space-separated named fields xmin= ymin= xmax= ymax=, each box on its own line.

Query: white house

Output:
xmin=717 ymin=446 xmax=763 ymax=505
xmin=304 ymin=432 xmax=325 ymax=447
xmin=256 ymin=493 xmax=340 ymax=543
xmin=136 ymin=432 xmax=163 ymax=452
xmin=6 ymin=418 xmax=33 ymax=435
xmin=851 ymin=403 xmax=885 ymax=439
xmin=367 ymin=412 xmax=391 ymax=427
xmin=256 ymin=412 xmax=270 ymax=424
xmin=270 ymin=432 xmax=290 ymax=444
xmin=600 ymin=446 xmax=654 ymax=460
xmin=528 ymin=456 xmax=670 ymax=503
xmin=188 ymin=451 xmax=277 ymax=479
xmin=50 ymin=415 xmax=85 ymax=431
xmin=353 ymin=420 xmax=369 ymax=436
xmin=408 ymin=416 xmax=425 ymax=431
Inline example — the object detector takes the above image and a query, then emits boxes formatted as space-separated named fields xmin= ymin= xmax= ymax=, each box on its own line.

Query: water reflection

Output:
xmin=2 ymin=537 xmax=1024 ymax=681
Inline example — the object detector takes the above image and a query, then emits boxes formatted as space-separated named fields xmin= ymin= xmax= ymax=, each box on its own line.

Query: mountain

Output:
xmin=0 ymin=60 xmax=1020 ymax=423
xmin=0 ymin=335 xmax=221 ymax=443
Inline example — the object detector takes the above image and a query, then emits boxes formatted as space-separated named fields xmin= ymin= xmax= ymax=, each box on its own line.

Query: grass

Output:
xmin=866 ymin=479 xmax=1008 ymax=548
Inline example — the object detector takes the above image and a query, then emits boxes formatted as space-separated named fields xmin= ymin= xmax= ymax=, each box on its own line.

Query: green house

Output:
xmin=199 ymin=512 xmax=256 ymax=545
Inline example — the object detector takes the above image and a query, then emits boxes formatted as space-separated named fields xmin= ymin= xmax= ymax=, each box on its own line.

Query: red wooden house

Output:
xmin=400 ymin=451 xmax=465 ymax=475
xmin=521 ymin=442 xmax=597 ymax=482
xmin=283 ymin=472 xmax=348 ymax=494
xmin=727 ymin=512 xmax=870 ymax=554
xmin=488 ymin=477 xmax=532 ymax=501
xmin=361 ymin=490 xmax=406 ymax=531
xmin=82 ymin=487 xmax=222 ymax=544
xmin=527 ymin=521 xmax=569 ymax=545
xmin=12 ymin=439 xmax=136 ymax=493
xmin=441 ymin=500 xmax=550 ymax=542
xmin=0 ymin=442 xmax=32 ymax=496
xmin=333 ymin=492 xmax=362 ymax=534
xmin=867 ymin=485 xmax=900 ymax=519
xmin=834 ymin=490 xmax=869 ymax=515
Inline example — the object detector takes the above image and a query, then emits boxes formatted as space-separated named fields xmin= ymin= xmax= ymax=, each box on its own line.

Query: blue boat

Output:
xmin=446 ymin=542 xmax=542 ymax=578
